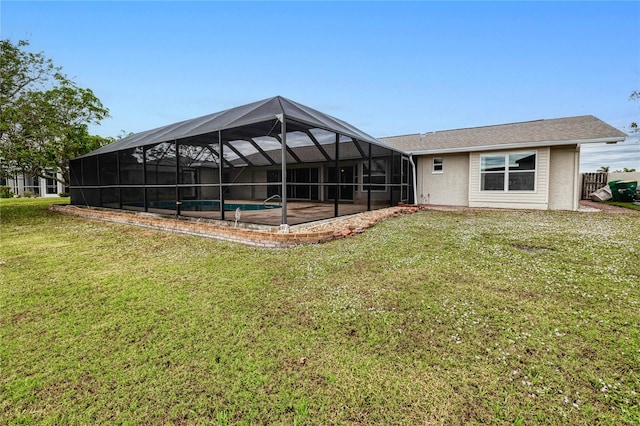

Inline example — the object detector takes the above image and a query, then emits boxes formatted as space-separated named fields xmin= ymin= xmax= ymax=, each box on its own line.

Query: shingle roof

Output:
xmin=380 ymin=115 xmax=627 ymax=154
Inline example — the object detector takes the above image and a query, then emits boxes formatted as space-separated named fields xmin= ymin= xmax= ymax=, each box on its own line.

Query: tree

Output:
xmin=631 ymin=90 xmax=640 ymax=133
xmin=598 ymin=166 xmax=610 ymax=173
xmin=0 ymin=39 xmax=109 ymax=187
xmin=623 ymin=167 xmax=636 ymax=172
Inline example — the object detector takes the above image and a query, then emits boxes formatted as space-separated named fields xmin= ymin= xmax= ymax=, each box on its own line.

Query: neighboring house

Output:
xmin=380 ymin=115 xmax=627 ymax=210
xmin=1 ymin=172 xmax=64 ymax=197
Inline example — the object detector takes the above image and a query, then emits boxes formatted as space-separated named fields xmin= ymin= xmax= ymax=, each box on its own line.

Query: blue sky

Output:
xmin=2 ymin=1 xmax=639 ymax=172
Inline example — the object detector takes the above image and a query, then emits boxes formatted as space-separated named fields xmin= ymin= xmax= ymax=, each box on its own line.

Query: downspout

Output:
xmin=408 ymin=154 xmax=418 ymax=205
xmin=573 ymin=145 xmax=580 ymax=211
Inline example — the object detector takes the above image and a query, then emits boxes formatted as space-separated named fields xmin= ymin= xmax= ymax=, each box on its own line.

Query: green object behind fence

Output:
xmin=608 ymin=180 xmax=638 ymax=202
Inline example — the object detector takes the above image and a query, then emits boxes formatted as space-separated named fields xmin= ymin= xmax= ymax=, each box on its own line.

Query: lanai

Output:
xmin=70 ymin=96 xmax=412 ymax=227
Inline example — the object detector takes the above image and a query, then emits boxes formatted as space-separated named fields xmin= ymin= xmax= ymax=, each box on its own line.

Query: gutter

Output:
xmin=405 ymin=136 xmax=627 ymax=156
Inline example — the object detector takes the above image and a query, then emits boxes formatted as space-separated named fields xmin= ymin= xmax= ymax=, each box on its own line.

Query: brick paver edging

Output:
xmin=50 ymin=205 xmax=424 ymax=248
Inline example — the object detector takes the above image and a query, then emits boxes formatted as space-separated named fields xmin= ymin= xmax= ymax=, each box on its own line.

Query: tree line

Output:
xmin=0 ymin=39 xmax=112 ymax=189
xmin=598 ymin=166 xmax=636 ymax=173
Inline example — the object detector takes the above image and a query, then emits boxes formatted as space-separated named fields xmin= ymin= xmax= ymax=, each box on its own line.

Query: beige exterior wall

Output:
xmin=225 ymin=168 xmax=254 ymax=199
xmin=251 ymin=169 xmax=269 ymax=200
xmin=608 ymin=172 xmax=640 ymax=183
xmin=468 ymin=147 xmax=550 ymax=210
xmin=548 ymin=145 xmax=580 ymax=210
xmin=416 ymin=154 xmax=469 ymax=206
xmin=414 ymin=146 xmax=584 ymax=210
xmin=199 ymin=168 xmax=220 ymax=199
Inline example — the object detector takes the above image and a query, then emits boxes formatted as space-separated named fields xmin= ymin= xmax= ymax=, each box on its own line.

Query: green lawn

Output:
xmin=605 ymin=201 xmax=640 ymax=211
xmin=1 ymin=198 xmax=638 ymax=425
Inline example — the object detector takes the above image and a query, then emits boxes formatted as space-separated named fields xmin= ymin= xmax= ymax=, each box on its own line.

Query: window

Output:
xmin=507 ymin=152 xmax=536 ymax=190
xmin=45 ymin=175 xmax=57 ymax=195
xmin=363 ymin=159 xmax=386 ymax=191
xmin=433 ymin=157 xmax=443 ymax=174
xmin=481 ymin=151 xmax=536 ymax=191
xmin=23 ymin=175 xmax=40 ymax=195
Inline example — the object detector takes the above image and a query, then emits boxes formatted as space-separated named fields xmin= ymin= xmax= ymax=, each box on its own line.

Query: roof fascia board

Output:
xmin=407 ymin=136 xmax=627 ymax=156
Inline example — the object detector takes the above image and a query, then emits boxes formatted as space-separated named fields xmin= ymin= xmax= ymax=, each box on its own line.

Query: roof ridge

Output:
xmin=424 ymin=115 xmax=596 ymax=135
xmin=379 ymin=133 xmax=421 ymax=139
xmin=380 ymin=115 xmax=625 ymax=153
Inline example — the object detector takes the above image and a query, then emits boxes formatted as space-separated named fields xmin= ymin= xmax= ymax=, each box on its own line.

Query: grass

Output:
xmin=1 ymin=197 xmax=639 ymax=425
xmin=605 ymin=201 xmax=640 ymax=211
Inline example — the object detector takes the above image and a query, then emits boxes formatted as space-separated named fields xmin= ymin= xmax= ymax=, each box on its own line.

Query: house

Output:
xmin=70 ymin=97 xmax=627 ymax=228
xmin=1 ymin=172 xmax=65 ymax=198
xmin=380 ymin=116 xmax=627 ymax=210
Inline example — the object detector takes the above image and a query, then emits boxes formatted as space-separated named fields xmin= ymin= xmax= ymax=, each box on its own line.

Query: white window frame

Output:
xmin=432 ymin=157 xmax=443 ymax=174
xmin=480 ymin=151 xmax=537 ymax=192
